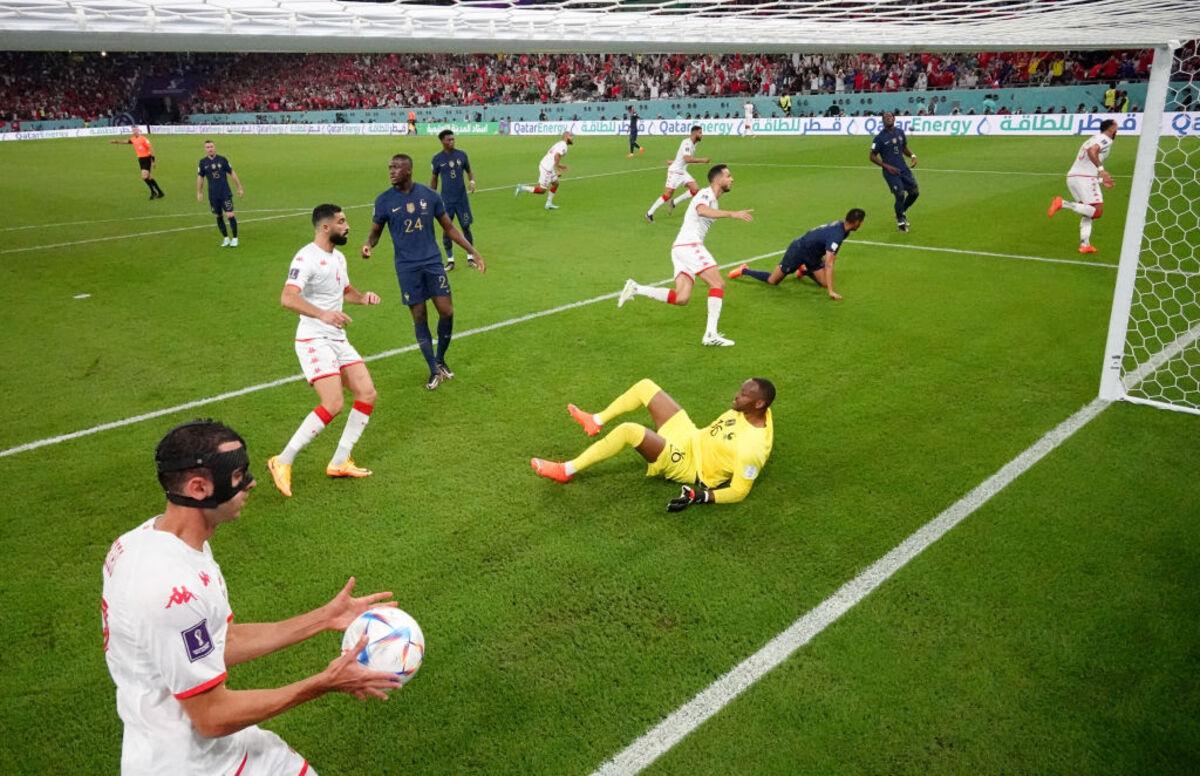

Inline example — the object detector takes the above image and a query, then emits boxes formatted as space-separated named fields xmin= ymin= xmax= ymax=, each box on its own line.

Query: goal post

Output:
xmin=1099 ymin=42 xmax=1200 ymax=415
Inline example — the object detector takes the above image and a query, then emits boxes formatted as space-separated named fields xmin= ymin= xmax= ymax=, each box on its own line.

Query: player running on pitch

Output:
xmin=430 ymin=129 xmax=478 ymax=271
xmin=619 ymin=164 xmax=752 ymax=347
xmin=627 ymin=106 xmax=645 ymax=158
xmin=196 ymin=140 xmax=245 ymax=247
xmin=515 ymin=131 xmax=573 ymax=210
xmin=645 ymin=125 xmax=710 ymax=223
xmin=869 ymin=111 xmax=919 ymax=232
xmin=267 ymin=204 xmax=382 ymax=496
xmin=530 ymin=377 xmax=775 ymax=511
xmin=729 ymin=208 xmax=866 ymax=301
xmin=1047 ymin=118 xmax=1118 ymax=254
xmin=110 ymin=126 xmax=165 ymax=199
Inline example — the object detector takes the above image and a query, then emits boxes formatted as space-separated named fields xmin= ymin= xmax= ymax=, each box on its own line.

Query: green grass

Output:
xmin=0 ymin=133 xmax=1196 ymax=774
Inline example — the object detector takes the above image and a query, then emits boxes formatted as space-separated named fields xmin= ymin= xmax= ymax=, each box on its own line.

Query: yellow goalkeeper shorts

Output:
xmin=646 ymin=409 xmax=699 ymax=484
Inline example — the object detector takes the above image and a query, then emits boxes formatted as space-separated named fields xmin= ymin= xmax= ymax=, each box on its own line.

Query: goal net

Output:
xmin=1100 ymin=41 xmax=1200 ymax=415
xmin=2 ymin=2 xmax=1199 ymax=414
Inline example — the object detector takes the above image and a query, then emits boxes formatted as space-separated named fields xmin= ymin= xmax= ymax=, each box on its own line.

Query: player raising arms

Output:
xmin=109 ymin=126 xmax=165 ymax=200
xmin=619 ymin=164 xmax=752 ymax=347
xmin=267 ymin=204 xmax=382 ymax=496
xmin=1047 ymin=118 xmax=1118 ymax=254
xmin=196 ymin=140 xmax=245 ymax=247
xmin=363 ymin=154 xmax=485 ymax=390
xmin=645 ymin=125 xmax=710 ymax=223
xmin=102 ymin=420 xmax=402 ymax=775
xmin=869 ymin=111 xmax=919 ymax=232
xmin=430 ymin=129 xmax=478 ymax=271
xmin=531 ymin=377 xmax=775 ymax=511
xmin=730 ymin=209 xmax=866 ymax=301
xmin=515 ymin=131 xmax=573 ymax=210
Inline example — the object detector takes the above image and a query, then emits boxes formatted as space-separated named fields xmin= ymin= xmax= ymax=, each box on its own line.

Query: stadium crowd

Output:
xmin=0 ymin=47 xmax=1179 ymax=124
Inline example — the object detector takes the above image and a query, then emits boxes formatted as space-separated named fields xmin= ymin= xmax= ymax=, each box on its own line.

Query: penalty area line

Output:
xmin=0 ymin=249 xmax=782 ymax=459
xmin=591 ymin=395 xmax=1110 ymax=776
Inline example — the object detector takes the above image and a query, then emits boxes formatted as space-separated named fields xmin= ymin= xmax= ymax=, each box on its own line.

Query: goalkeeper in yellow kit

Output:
xmin=530 ymin=377 xmax=774 ymax=510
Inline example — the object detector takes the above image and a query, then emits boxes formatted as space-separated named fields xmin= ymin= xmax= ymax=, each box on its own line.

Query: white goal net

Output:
xmin=1101 ymin=42 xmax=1200 ymax=415
xmin=1 ymin=1 xmax=1199 ymax=53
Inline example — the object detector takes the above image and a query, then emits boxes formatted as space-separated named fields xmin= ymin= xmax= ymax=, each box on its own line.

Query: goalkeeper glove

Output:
xmin=666 ymin=485 xmax=714 ymax=512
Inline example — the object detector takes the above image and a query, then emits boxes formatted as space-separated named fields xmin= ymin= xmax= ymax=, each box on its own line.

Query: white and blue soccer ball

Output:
xmin=341 ymin=607 xmax=425 ymax=685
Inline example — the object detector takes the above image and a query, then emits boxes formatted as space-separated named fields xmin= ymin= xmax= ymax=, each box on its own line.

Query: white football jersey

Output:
xmin=540 ymin=140 xmax=569 ymax=171
xmin=744 ymin=102 xmax=754 ymax=120
xmin=286 ymin=241 xmax=350 ymax=340
xmin=1068 ymin=132 xmax=1113 ymax=177
xmin=674 ymin=186 xmax=719 ymax=245
xmin=102 ymin=517 xmax=256 ymax=775
xmin=669 ymin=138 xmax=696 ymax=176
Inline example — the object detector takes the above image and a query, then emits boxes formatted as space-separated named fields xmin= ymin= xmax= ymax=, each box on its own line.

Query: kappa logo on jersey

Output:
xmin=182 ymin=620 xmax=214 ymax=662
xmin=165 ymin=586 xmax=197 ymax=609
xmin=199 ymin=571 xmax=211 ymax=587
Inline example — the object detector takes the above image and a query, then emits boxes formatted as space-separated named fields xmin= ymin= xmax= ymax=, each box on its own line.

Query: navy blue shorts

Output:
xmin=883 ymin=168 xmax=918 ymax=194
xmin=779 ymin=242 xmax=824 ymax=276
xmin=443 ymin=200 xmax=473 ymax=229
xmin=209 ymin=195 xmax=234 ymax=215
xmin=396 ymin=262 xmax=451 ymax=306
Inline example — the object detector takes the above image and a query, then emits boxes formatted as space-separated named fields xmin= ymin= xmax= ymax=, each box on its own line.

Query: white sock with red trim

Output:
xmin=1080 ymin=216 xmax=1094 ymax=246
xmin=1063 ymin=201 xmax=1096 ymax=217
xmin=705 ymin=288 xmax=725 ymax=335
xmin=635 ymin=285 xmax=673 ymax=303
xmin=674 ymin=190 xmax=694 ymax=206
xmin=648 ymin=194 xmax=670 ymax=216
xmin=330 ymin=401 xmax=373 ymax=466
xmin=279 ymin=406 xmax=334 ymax=464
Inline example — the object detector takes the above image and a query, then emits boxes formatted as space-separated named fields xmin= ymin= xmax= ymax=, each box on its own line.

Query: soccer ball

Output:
xmin=341 ymin=607 xmax=425 ymax=685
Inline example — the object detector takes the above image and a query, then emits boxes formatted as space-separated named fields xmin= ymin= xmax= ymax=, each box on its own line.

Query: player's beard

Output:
xmin=330 ymin=232 xmax=348 ymax=246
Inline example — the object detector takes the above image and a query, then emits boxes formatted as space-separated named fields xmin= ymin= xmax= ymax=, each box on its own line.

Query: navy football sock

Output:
xmin=894 ymin=191 xmax=907 ymax=220
xmin=902 ymin=190 xmax=920 ymax=213
xmin=435 ymin=315 xmax=453 ymax=362
xmin=215 ymin=216 xmax=228 ymax=236
xmin=743 ymin=268 xmax=772 ymax=282
xmin=462 ymin=225 xmax=474 ymax=246
xmin=414 ymin=321 xmax=438 ymax=373
xmin=443 ymin=235 xmax=453 ymax=257
xmin=228 ymin=217 xmax=238 ymax=238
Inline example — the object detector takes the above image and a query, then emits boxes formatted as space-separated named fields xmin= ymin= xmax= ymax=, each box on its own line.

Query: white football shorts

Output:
xmin=537 ymin=165 xmax=559 ymax=189
xmin=1067 ymin=175 xmax=1103 ymax=206
xmin=295 ymin=337 xmax=363 ymax=384
xmin=671 ymin=243 xmax=718 ymax=279
xmin=665 ymin=170 xmax=696 ymax=191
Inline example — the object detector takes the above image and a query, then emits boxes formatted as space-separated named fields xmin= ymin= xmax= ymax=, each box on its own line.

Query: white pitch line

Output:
xmin=0 ymin=206 xmax=315 ymax=232
xmin=854 ymin=239 xmax=1117 ymax=270
xmin=0 ymin=250 xmax=782 ymax=459
xmin=0 ymin=166 xmax=662 ymax=255
xmin=591 ymin=395 xmax=1110 ymax=776
xmin=736 ymin=162 xmax=1108 ymax=178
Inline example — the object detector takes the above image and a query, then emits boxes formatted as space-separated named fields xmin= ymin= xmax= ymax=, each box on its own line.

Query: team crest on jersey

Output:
xmin=419 ymin=199 xmax=428 ymax=211
xmin=182 ymin=620 xmax=214 ymax=662
xmin=406 ymin=202 xmax=416 ymax=214
xmin=743 ymin=464 xmax=760 ymax=480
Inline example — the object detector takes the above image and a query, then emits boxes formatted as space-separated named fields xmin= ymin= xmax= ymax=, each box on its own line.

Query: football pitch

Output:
xmin=0 ymin=132 xmax=1196 ymax=774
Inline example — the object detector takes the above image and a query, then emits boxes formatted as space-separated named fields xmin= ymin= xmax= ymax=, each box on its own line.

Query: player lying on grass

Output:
xmin=729 ymin=208 xmax=865 ymax=301
xmin=531 ymin=378 xmax=774 ymax=511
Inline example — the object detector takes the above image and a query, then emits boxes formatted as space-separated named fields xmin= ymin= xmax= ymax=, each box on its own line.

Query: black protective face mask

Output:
xmin=156 ymin=429 xmax=254 ymax=509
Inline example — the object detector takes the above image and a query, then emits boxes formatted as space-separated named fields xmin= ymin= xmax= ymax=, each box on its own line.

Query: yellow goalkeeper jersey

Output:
xmin=695 ymin=408 xmax=774 ymax=503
